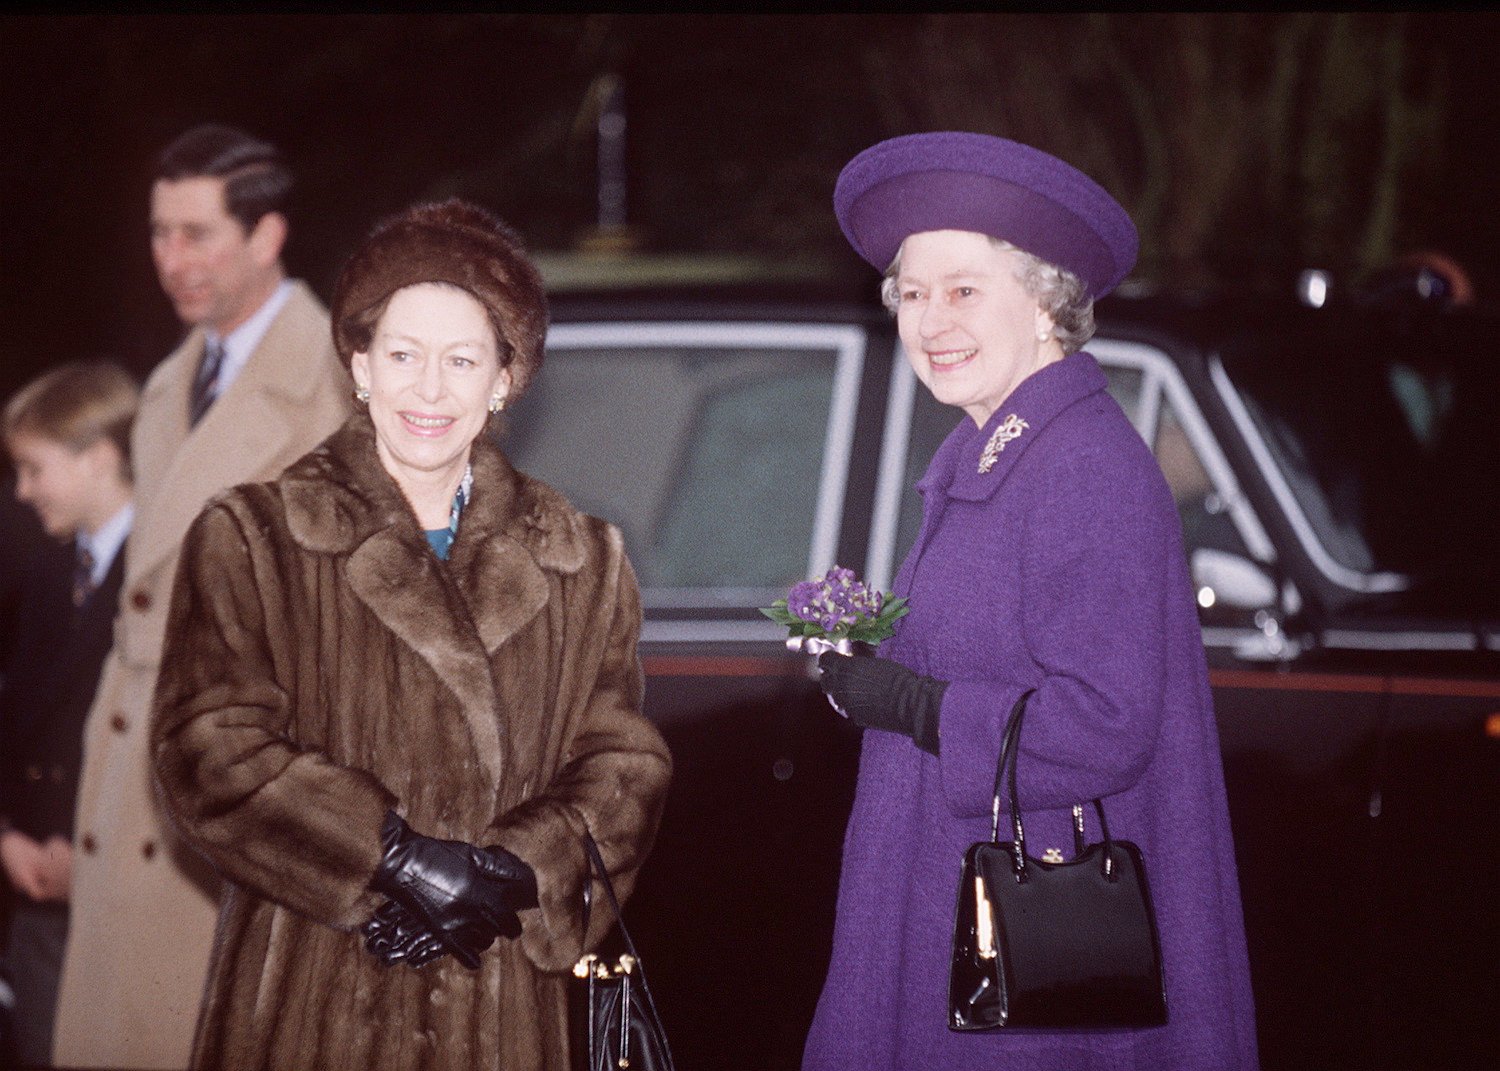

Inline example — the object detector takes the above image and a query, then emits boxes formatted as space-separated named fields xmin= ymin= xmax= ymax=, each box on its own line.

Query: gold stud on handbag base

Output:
xmin=574 ymin=952 xmax=638 ymax=980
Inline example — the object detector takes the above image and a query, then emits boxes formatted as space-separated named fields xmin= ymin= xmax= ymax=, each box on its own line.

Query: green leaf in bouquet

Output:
xmin=759 ymin=601 xmax=800 ymax=627
xmin=847 ymin=620 xmax=891 ymax=645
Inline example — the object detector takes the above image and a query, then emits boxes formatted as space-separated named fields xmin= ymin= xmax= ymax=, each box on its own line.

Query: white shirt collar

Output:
xmin=78 ymin=502 xmax=134 ymax=585
xmin=202 ymin=279 xmax=293 ymax=396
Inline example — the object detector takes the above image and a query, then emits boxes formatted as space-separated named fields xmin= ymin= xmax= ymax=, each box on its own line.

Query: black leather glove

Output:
xmin=817 ymin=652 xmax=946 ymax=756
xmin=367 ymin=812 xmax=539 ymax=969
xmin=362 ymin=900 xmax=450 ymax=968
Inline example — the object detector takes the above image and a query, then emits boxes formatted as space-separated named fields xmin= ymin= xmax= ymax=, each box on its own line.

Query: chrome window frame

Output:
xmin=1208 ymin=355 xmax=1410 ymax=595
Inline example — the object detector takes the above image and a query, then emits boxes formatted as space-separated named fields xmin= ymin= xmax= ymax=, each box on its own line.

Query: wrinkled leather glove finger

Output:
xmin=386 ymin=915 xmax=449 ymax=968
xmin=405 ymin=937 xmax=450 ymax=969
xmin=360 ymin=902 xmax=402 ymax=953
xmin=363 ymin=898 xmax=411 ymax=938
xmin=372 ymin=931 xmax=444 ymax=967
xmin=364 ymin=901 xmax=440 ymax=964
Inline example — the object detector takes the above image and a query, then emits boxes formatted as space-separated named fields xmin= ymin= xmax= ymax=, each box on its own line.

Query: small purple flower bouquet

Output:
xmin=760 ymin=565 xmax=910 ymax=654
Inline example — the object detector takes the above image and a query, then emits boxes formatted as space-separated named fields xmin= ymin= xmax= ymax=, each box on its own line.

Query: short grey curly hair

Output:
xmin=879 ymin=236 xmax=1096 ymax=355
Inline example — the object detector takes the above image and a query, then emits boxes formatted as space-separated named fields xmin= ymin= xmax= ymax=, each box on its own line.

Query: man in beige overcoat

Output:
xmin=51 ymin=125 xmax=352 ymax=1070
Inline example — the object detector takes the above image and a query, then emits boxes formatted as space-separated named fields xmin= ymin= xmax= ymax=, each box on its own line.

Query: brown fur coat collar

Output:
xmin=276 ymin=412 xmax=588 ymax=786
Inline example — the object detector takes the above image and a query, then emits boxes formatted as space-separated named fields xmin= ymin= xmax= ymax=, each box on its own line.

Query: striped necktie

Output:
xmin=190 ymin=337 xmax=226 ymax=426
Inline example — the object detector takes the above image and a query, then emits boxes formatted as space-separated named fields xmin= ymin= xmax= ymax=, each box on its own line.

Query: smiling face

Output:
xmin=150 ymin=176 xmax=286 ymax=334
xmin=350 ymin=282 xmax=509 ymax=517
xmin=7 ymin=432 xmax=124 ymax=539
xmin=892 ymin=229 xmax=1062 ymax=427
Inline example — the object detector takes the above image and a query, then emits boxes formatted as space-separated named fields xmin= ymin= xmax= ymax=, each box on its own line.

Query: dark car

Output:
xmin=502 ymin=275 xmax=1498 ymax=1071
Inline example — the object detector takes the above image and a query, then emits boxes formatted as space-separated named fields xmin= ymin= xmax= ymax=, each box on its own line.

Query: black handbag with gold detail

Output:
xmin=571 ymin=831 xmax=676 ymax=1071
xmin=949 ymin=690 xmax=1168 ymax=1031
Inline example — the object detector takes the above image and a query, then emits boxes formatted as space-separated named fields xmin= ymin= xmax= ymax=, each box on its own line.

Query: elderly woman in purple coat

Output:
xmin=802 ymin=133 xmax=1259 ymax=1070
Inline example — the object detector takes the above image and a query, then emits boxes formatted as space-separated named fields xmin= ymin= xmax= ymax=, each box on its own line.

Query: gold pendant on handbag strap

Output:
xmin=977 ymin=414 xmax=1029 ymax=473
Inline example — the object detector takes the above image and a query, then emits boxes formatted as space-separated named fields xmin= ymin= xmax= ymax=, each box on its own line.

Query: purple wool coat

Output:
xmin=802 ymin=353 xmax=1258 ymax=1070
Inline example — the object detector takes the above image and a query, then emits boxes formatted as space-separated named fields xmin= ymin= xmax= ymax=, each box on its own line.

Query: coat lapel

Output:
xmin=450 ymin=442 xmax=587 ymax=655
xmin=344 ymin=526 xmax=509 ymax=784
xmin=282 ymin=416 xmax=587 ymax=787
xmin=127 ymin=283 xmax=337 ymax=587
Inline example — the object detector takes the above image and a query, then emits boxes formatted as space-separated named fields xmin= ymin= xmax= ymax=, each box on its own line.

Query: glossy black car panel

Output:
xmin=510 ymin=288 xmax=1499 ymax=1071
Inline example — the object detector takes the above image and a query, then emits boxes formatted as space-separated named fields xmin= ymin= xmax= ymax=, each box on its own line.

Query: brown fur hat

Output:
xmin=331 ymin=198 xmax=549 ymax=399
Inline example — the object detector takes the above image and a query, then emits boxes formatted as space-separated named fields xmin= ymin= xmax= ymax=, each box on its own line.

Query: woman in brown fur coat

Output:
xmin=151 ymin=200 xmax=672 ymax=1070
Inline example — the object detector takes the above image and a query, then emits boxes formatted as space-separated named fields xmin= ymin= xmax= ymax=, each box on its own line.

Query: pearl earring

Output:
xmin=354 ymin=384 xmax=370 ymax=404
xmin=488 ymin=394 xmax=506 ymax=414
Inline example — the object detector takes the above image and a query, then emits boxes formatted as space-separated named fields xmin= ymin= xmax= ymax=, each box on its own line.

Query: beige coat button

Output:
xmin=110 ymin=713 xmax=129 ymax=733
xmin=81 ymin=834 xmax=98 ymax=854
xmin=141 ymin=841 xmax=157 ymax=860
xmin=130 ymin=590 xmax=151 ymax=611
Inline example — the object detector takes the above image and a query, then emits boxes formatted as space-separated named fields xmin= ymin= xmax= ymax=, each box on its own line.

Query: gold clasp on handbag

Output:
xmin=573 ymin=953 xmax=637 ymax=980
xmin=974 ymin=874 xmax=997 ymax=960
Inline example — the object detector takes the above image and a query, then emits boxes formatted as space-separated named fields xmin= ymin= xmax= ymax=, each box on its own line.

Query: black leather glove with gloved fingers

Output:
xmin=367 ymin=811 xmax=539 ymax=969
xmin=361 ymin=898 xmax=515 ymax=969
xmin=817 ymin=652 xmax=947 ymax=756
xmin=362 ymin=899 xmax=449 ymax=968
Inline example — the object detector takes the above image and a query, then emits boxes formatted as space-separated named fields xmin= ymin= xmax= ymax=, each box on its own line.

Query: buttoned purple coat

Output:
xmin=803 ymin=353 xmax=1259 ymax=1070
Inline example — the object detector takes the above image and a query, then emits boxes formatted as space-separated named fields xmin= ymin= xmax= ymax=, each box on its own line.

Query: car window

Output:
xmin=1154 ymin=396 xmax=1252 ymax=562
xmin=1213 ymin=312 xmax=1498 ymax=609
xmin=1103 ymin=364 xmax=1147 ymax=427
xmin=504 ymin=323 xmax=864 ymax=607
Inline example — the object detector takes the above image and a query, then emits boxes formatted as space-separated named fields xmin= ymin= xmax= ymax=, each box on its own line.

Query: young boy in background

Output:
xmin=0 ymin=362 xmax=137 ymax=1068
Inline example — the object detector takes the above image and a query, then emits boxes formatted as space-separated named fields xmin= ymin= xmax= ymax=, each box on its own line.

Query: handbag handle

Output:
xmin=990 ymin=690 xmax=1117 ymax=883
xmin=577 ymin=829 xmax=674 ymax=1031
xmin=579 ymin=830 xmax=645 ymax=966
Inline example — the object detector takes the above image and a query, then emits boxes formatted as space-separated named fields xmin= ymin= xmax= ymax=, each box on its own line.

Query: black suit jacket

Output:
xmin=0 ymin=536 xmax=123 ymax=839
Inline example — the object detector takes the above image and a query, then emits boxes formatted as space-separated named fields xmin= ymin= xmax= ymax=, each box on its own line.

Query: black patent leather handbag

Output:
xmin=949 ymin=690 xmax=1168 ymax=1031
xmin=571 ymin=832 xmax=676 ymax=1071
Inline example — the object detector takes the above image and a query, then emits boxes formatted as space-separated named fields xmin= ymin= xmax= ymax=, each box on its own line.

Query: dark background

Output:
xmin=3 ymin=12 xmax=1499 ymax=401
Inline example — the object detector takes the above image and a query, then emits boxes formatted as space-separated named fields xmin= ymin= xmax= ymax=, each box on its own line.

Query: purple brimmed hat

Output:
xmin=834 ymin=132 xmax=1138 ymax=298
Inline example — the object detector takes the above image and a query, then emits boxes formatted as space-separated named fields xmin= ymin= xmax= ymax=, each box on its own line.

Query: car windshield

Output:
xmin=1217 ymin=307 xmax=1500 ymax=613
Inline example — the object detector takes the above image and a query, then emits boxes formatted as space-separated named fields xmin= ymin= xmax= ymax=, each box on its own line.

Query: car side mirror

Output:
xmin=1191 ymin=548 xmax=1278 ymax=611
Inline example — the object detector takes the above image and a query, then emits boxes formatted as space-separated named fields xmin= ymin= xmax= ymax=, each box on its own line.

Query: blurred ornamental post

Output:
xmin=579 ymin=73 xmax=640 ymax=255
